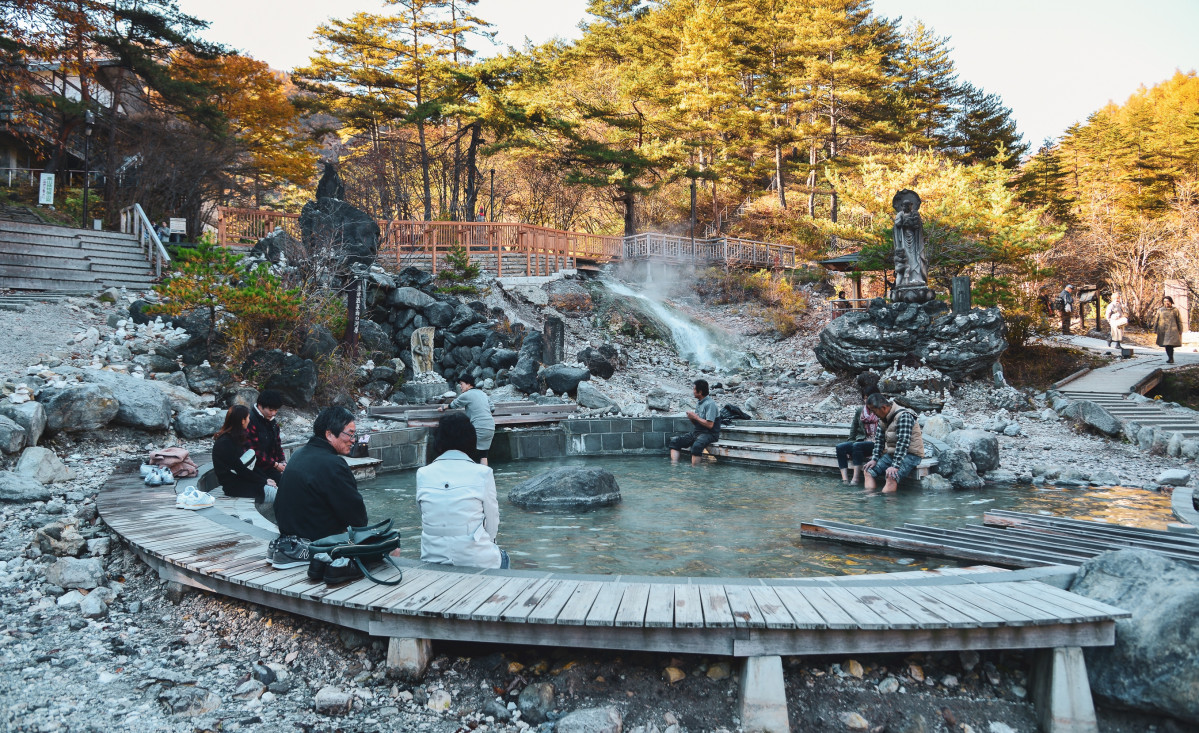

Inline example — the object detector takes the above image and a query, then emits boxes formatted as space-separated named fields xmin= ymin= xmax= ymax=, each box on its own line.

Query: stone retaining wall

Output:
xmin=364 ymin=427 xmax=427 ymax=472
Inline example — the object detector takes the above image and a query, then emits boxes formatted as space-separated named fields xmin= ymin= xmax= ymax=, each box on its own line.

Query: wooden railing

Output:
xmin=215 ymin=206 xmax=797 ymax=275
xmin=119 ymin=203 xmax=170 ymax=279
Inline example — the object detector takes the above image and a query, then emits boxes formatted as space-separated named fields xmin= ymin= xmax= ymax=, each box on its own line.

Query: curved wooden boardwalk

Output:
xmin=99 ymin=461 xmax=1128 ymax=732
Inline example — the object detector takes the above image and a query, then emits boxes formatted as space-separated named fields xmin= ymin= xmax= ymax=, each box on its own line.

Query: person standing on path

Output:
xmin=439 ymin=373 xmax=495 ymax=465
xmin=1104 ymin=292 xmax=1129 ymax=350
xmin=1058 ymin=284 xmax=1075 ymax=334
xmin=1154 ymin=295 xmax=1184 ymax=364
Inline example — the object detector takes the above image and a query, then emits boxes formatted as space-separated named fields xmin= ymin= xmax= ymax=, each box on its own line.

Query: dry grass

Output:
xmin=1001 ymin=344 xmax=1110 ymax=390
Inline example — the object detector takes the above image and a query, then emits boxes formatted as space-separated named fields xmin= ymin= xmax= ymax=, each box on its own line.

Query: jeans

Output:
xmin=499 ymin=548 xmax=510 ymax=569
xmin=867 ymin=452 xmax=923 ymax=482
xmin=835 ymin=441 xmax=875 ymax=469
xmin=669 ymin=430 xmax=718 ymax=456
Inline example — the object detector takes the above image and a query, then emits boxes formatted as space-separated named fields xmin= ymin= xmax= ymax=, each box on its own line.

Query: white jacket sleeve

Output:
xmin=482 ymin=468 xmax=498 ymax=540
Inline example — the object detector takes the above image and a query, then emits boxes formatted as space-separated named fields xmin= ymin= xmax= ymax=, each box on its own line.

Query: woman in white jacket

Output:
xmin=416 ymin=412 xmax=509 ymax=569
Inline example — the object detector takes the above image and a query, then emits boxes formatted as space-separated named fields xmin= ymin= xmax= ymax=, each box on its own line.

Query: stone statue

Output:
xmin=891 ymin=189 xmax=934 ymax=303
xmin=411 ymin=327 xmax=435 ymax=374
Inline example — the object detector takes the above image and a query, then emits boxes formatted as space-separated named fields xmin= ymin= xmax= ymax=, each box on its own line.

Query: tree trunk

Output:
xmin=775 ymin=143 xmax=786 ymax=209
xmin=622 ymin=189 xmax=636 ymax=236
xmin=464 ymin=122 xmax=481 ymax=219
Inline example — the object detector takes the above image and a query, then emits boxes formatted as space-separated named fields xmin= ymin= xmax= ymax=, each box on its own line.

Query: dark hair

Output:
xmin=837 ymin=290 xmax=846 ymax=298
xmin=861 ymin=385 xmax=880 ymax=402
xmin=313 ymin=406 xmax=354 ymax=440
xmin=855 ymin=371 xmax=880 ymax=397
xmin=257 ymin=389 xmax=284 ymax=409
xmin=428 ymin=412 xmax=478 ymax=463
xmin=214 ymin=405 xmax=250 ymax=442
xmin=865 ymin=393 xmax=891 ymax=410
xmin=1163 ymin=295 xmax=1174 ymax=305
xmin=693 ymin=379 xmax=709 ymax=397
xmin=458 ymin=373 xmax=476 ymax=387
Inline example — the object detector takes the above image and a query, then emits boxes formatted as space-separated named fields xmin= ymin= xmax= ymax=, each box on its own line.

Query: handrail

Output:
xmin=119 ymin=203 xmax=170 ymax=279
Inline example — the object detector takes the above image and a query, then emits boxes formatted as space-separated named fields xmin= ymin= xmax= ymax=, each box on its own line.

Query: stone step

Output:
xmin=0 ymin=251 xmax=92 ymax=271
xmin=707 ymin=439 xmax=937 ymax=478
xmin=719 ymin=424 xmax=849 ymax=447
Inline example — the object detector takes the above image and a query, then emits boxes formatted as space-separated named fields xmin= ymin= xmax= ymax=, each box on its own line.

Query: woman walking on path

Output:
xmin=1105 ymin=292 xmax=1129 ymax=350
xmin=1153 ymin=295 xmax=1184 ymax=364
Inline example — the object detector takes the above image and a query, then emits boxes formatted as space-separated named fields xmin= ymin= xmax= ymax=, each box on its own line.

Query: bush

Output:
xmin=435 ymin=245 xmax=481 ymax=295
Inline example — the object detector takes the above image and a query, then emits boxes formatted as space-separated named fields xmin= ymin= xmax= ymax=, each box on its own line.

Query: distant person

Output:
xmin=417 ymin=412 xmax=508 ymax=569
xmin=836 ymin=384 xmax=880 ymax=485
xmin=1058 ymin=284 xmax=1075 ymax=334
xmin=439 ymin=374 xmax=495 ymax=465
xmin=211 ymin=405 xmax=277 ymax=523
xmin=155 ymin=220 xmax=170 ymax=242
xmin=247 ymin=389 xmax=286 ymax=482
xmin=831 ymin=291 xmax=850 ymax=313
xmin=271 ymin=406 xmax=368 ymax=568
xmin=1104 ymin=292 xmax=1128 ymax=351
xmin=862 ymin=393 xmax=925 ymax=495
xmin=1154 ymin=295 xmax=1184 ymax=364
xmin=669 ymin=379 xmax=720 ymax=466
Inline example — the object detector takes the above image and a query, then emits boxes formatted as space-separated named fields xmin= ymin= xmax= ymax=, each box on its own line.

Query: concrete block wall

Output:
xmin=563 ymin=416 xmax=693 ymax=457
xmin=366 ymin=427 xmax=427 ymax=472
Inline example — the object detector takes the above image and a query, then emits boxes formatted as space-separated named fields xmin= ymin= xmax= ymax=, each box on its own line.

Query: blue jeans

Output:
xmin=867 ymin=453 xmax=923 ymax=482
xmin=835 ymin=441 xmax=875 ymax=469
xmin=499 ymin=548 xmax=510 ymax=569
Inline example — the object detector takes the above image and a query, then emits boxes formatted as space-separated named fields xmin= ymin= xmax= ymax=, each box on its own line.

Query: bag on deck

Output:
xmin=149 ymin=446 xmax=199 ymax=478
xmin=311 ymin=519 xmax=403 ymax=585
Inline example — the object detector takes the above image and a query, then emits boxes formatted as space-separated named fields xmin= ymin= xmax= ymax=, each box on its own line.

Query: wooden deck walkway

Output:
xmin=802 ymin=511 xmax=1199 ymax=569
xmin=708 ymin=423 xmax=938 ymax=478
xmin=99 ymin=465 xmax=1127 ymax=731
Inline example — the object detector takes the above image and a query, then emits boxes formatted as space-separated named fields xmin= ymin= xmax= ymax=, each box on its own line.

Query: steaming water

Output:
xmin=600 ymin=278 xmax=748 ymax=370
xmin=359 ymin=456 xmax=1172 ymax=578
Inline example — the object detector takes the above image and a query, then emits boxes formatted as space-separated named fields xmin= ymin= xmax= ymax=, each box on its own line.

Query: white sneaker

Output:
xmin=140 ymin=464 xmax=155 ymax=477
xmin=156 ymin=467 xmax=176 ymax=484
xmin=175 ymin=487 xmax=214 ymax=510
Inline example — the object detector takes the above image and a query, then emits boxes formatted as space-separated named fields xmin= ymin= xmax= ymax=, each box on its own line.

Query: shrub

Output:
xmin=435 ymin=245 xmax=481 ymax=295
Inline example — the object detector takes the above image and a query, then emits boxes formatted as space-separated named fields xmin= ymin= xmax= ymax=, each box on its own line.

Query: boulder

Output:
xmin=183 ymin=364 xmax=230 ymax=395
xmin=517 ymin=682 xmax=555 ymax=725
xmin=815 ymin=300 xmax=1007 ymax=380
xmin=38 ymin=384 xmax=119 ymax=433
xmin=1070 ymin=550 xmax=1199 ymax=723
xmin=128 ymin=300 xmax=153 ymax=325
xmin=508 ymin=467 xmax=622 ymax=509
xmin=455 ymin=322 xmax=492 ymax=347
xmin=242 ymin=349 xmax=319 ymax=407
xmin=540 ymin=364 xmax=590 ymax=396
xmin=1062 ymin=400 xmax=1123 ymax=437
xmin=223 ymin=386 xmax=259 ymax=409
xmin=647 ymin=387 xmax=671 ymax=412
xmin=174 ymin=409 xmax=225 ymax=439
xmin=577 ymin=344 xmax=620 ymax=380
xmin=487 ymin=348 xmax=519 ymax=370
xmin=389 ymin=287 xmax=436 ymax=310
xmin=0 ymin=415 xmax=26 ymax=454
xmin=299 ymin=323 xmax=340 ymax=362
xmin=35 ymin=521 xmax=86 ymax=557
xmin=934 ymin=447 xmax=984 ymax=490
xmin=0 ymin=471 xmax=52 ymax=502
xmin=298 ymin=184 xmax=380 ymax=269
xmin=576 ymin=382 xmax=616 ymax=410
xmin=919 ymin=474 xmax=953 ymax=491
xmin=133 ymin=353 xmax=179 ymax=373
xmin=249 ymin=227 xmax=292 ymax=263
xmin=54 ymin=368 xmax=175 ymax=430
xmin=44 ymin=556 xmax=105 ymax=589
xmin=555 ymin=706 xmax=622 ymax=733
xmin=358 ymin=319 xmax=395 ymax=358
xmin=448 ymin=303 xmax=484 ymax=332
xmin=0 ymin=401 xmax=47 ymax=446
xmin=921 ymin=415 xmax=953 ymax=441
xmin=16 ymin=446 xmax=72 ymax=484
xmin=945 ymin=429 xmax=1000 ymax=473
xmin=982 ymin=468 xmax=1019 ymax=484
xmin=423 ymin=301 xmax=455 ymax=329
xmin=395 ymin=266 xmax=435 ymax=290
xmin=510 ymin=332 xmax=544 ymax=394
xmin=1157 ymin=469 xmax=1192 ymax=487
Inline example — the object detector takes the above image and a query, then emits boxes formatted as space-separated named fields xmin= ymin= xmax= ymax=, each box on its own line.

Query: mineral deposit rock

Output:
xmin=815 ymin=299 xmax=1006 ymax=380
xmin=0 ymin=401 xmax=47 ymax=446
xmin=510 ymin=332 xmax=544 ymax=395
xmin=509 ymin=467 xmax=621 ymax=509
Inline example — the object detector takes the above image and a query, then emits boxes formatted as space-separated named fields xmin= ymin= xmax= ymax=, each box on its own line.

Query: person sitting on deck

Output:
xmin=270 ymin=406 xmax=368 ymax=568
xmin=669 ymin=379 xmax=720 ymax=466
xmin=211 ymin=405 xmax=277 ymax=523
xmin=862 ymin=393 xmax=925 ymax=494
xmin=247 ymin=389 xmax=287 ymax=483
xmin=836 ymin=384 xmax=881 ymax=485
xmin=417 ymin=412 xmax=508 ymax=569
xmin=439 ymin=373 xmax=495 ymax=465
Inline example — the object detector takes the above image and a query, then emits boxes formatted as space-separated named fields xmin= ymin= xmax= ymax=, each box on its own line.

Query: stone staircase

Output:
xmin=0 ymin=218 xmax=158 ymax=292
xmin=707 ymin=421 xmax=939 ymax=477
xmin=1059 ymin=389 xmax=1199 ymax=444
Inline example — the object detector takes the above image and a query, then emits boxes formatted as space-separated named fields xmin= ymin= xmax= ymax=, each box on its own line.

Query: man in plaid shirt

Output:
xmin=862 ymin=393 xmax=925 ymax=494
xmin=247 ymin=389 xmax=287 ymax=482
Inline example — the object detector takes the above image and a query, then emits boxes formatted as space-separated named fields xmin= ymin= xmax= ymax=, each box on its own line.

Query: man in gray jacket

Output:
xmin=440 ymin=374 xmax=495 ymax=464
xmin=1059 ymin=284 xmax=1075 ymax=334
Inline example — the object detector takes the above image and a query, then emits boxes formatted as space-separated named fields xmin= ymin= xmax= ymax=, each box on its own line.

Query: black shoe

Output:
xmin=308 ymin=552 xmax=332 ymax=581
xmin=272 ymin=536 xmax=312 ymax=569
xmin=323 ymin=557 xmax=363 ymax=585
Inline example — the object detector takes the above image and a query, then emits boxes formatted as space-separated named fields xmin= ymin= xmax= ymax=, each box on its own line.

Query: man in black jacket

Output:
xmin=248 ymin=389 xmax=286 ymax=482
xmin=270 ymin=406 xmax=369 ymax=568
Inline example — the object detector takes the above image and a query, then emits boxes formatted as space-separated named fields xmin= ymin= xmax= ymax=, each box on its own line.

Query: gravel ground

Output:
xmin=0 ymin=283 xmax=1193 ymax=732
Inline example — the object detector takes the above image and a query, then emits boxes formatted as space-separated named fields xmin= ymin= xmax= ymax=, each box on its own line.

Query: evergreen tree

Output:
xmin=947 ymin=83 xmax=1027 ymax=167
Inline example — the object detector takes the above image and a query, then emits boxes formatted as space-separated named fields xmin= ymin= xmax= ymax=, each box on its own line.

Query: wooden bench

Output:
xmin=707 ymin=440 xmax=938 ymax=478
xmin=101 ymin=465 xmax=1125 ymax=732
xmin=380 ymin=402 xmax=579 ymax=428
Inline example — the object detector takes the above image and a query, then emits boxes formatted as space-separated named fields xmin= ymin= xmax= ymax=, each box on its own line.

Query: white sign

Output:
xmin=38 ymin=173 xmax=55 ymax=205
xmin=169 ymin=217 xmax=187 ymax=234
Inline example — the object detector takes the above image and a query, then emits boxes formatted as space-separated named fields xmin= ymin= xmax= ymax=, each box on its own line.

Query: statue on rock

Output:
xmin=891 ymin=190 xmax=934 ymax=304
xmin=298 ymin=162 xmax=379 ymax=272
xmin=411 ymin=327 xmax=435 ymax=375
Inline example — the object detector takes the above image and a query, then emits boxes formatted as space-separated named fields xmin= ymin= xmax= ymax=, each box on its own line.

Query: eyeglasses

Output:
xmin=338 ymin=430 xmax=357 ymax=440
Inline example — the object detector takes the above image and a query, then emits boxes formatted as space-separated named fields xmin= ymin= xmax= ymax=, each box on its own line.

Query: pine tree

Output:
xmin=947 ymin=83 xmax=1027 ymax=167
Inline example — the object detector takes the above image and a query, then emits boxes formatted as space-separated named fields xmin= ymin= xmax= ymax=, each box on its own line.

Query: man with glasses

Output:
xmin=270 ymin=406 xmax=369 ymax=568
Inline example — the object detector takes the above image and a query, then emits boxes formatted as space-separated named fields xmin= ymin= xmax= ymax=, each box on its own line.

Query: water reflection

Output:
xmin=360 ymin=457 xmax=1175 ymax=578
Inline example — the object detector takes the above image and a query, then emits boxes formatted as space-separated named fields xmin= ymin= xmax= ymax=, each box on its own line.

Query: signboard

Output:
xmin=169 ymin=218 xmax=187 ymax=234
xmin=38 ymin=173 xmax=55 ymax=205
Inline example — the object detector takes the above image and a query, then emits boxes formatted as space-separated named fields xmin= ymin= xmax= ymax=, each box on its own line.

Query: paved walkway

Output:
xmin=1053 ymin=335 xmax=1198 ymax=395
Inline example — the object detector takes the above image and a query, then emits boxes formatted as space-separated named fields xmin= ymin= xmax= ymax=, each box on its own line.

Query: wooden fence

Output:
xmin=215 ymin=206 xmax=797 ymax=276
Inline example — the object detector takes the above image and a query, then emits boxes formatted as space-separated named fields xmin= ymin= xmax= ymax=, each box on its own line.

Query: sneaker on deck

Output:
xmin=175 ymin=487 xmax=214 ymax=510
xmin=271 ymin=536 xmax=312 ymax=569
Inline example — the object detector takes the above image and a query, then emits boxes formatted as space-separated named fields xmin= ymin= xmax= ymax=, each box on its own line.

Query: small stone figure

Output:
xmin=891 ymin=190 xmax=934 ymax=303
xmin=411 ymin=327 xmax=435 ymax=375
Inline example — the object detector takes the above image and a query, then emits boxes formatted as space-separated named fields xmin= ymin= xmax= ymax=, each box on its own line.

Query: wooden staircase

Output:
xmin=0 ymin=219 xmax=158 ymax=292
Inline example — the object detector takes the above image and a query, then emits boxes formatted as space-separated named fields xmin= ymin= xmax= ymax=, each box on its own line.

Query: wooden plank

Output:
xmin=499 ymin=579 xmax=558 ymax=623
xmin=939 ymin=584 xmax=1055 ymax=625
xmin=242 ymin=566 xmax=311 ymax=591
xmin=673 ymin=585 xmax=705 ymax=628
xmin=585 ymin=583 xmax=628 ymax=627
xmin=984 ymin=511 xmax=1199 ymax=547
xmin=357 ymin=569 xmax=443 ymax=611
xmin=1014 ymin=581 xmax=1130 ymax=619
xmin=390 ymin=572 xmax=477 ymax=614
xmin=555 ymin=582 xmax=603 ymax=626
xmin=849 ymin=586 xmax=944 ymax=628
xmin=471 ymin=577 xmax=540 ymax=622
xmin=697 ymin=585 xmax=734 ymax=628
xmin=889 ymin=585 xmax=1002 ymax=628
xmin=794 ymin=587 xmax=861 ymax=629
xmin=748 ymin=586 xmax=796 ymax=629
xmin=525 ymin=581 xmax=580 ymax=625
xmin=415 ymin=574 xmax=493 ymax=617
xmin=614 ymin=584 xmax=651 ymax=628
xmin=724 ymin=585 xmax=766 ymax=629
xmin=821 ymin=586 xmax=891 ymax=630
xmin=442 ymin=577 xmax=513 ymax=620
xmin=644 ymin=584 xmax=676 ymax=628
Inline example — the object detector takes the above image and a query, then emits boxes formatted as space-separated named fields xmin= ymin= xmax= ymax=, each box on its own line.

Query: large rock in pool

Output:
xmin=1069 ymin=549 xmax=1199 ymax=723
xmin=1062 ymin=399 xmax=1123 ymax=437
xmin=815 ymin=299 xmax=1006 ymax=380
xmin=508 ymin=467 xmax=621 ymax=509
xmin=945 ymin=429 xmax=1000 ymax=473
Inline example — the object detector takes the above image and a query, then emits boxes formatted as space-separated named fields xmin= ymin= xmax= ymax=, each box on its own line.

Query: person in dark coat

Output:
xmin=212 ymin=405 xmax=277 ymax=523
xmin=1154 ymin=295 xmax=1184 ymax=364
xmin=247 ymin=389 xmax=286 ymax=482
xmin=271 ymin=406 xmax=368 ymax=568
xmin=836 ymin=385 xmax=880 ymax=484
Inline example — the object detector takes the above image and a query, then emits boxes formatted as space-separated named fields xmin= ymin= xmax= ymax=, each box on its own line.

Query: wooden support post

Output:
xmin=427 ymin=227 xmax=436 ymax=275
xmin=386 ymin=637 xmax=432 ymax=681
xmin=1031 ymin=647 xmax=1098 ymax=733
xmin=738 ymin=656 xmax=789 ymax=732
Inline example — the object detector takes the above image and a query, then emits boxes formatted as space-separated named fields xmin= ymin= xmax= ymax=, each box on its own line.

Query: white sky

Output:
xmin=178 ymin=0 xmax=1199 ymax=149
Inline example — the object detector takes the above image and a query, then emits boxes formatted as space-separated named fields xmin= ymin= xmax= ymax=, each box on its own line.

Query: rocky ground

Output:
xmin=0 ymin=278 xmax=1193 ymax=732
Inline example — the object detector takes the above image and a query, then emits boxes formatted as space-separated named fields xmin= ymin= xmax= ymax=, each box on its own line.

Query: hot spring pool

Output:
xmin=358 ymin=456 xmax=1173 ymax=578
